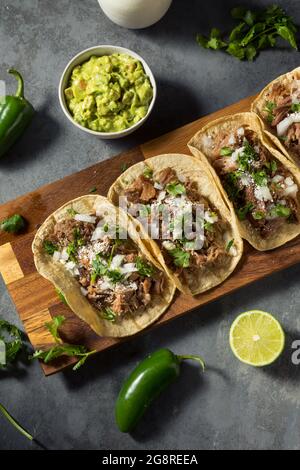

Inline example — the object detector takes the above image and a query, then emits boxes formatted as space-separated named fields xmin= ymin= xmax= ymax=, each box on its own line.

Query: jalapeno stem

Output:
xmin=0 ymin=403 xmax=34 ymax=441
xmin=8 ymin=69 xmax=24 ymax=98
xmin=177 ymin=354 xmax=205 ymax=372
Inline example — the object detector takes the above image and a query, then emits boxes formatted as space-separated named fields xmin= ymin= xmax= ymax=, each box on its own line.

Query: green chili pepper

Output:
xmin=115 ymin=348 xmax=205 ymax=433
xmin=0 ymin=69 xmax=34 ymax=158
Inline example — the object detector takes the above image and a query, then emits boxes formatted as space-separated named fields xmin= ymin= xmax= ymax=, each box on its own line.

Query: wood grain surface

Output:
xmin=1 ymin=94 xmax=299 ymax=376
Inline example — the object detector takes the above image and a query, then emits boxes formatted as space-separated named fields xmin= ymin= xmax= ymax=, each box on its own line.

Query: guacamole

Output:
xmin=64 ymin=54 xmax=153 ymax=133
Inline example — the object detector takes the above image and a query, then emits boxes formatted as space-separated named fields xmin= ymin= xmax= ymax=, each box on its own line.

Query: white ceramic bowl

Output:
xmin=58 ymin=45 xmax=157 ymax=139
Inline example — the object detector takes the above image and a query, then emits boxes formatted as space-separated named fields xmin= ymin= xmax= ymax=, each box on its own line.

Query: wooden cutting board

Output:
xmin=1 ymin=95 xmax=300 ymax=376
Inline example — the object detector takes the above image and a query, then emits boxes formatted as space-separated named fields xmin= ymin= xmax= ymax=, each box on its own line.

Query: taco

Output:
xmin=32 ymin=195 xmax=175 ymax=338
xmin=107 ymin=154 xmax=243 ymax=295
xmin=188 ymin=112 xmax=300 ymax=251
xmin=252 ymin=67 xmax=300 ymax=166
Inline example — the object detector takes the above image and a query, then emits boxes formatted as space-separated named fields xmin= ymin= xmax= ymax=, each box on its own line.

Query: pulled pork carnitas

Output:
xmin=42 ymin=213 xmax=165 ymax=322
xmin=209 ymin=126 xmax=299 ymax=238
xmin=122 ymin=166 xmax=236 ymax=278
xmin=261 ymin=79 xmax=300 ymax=156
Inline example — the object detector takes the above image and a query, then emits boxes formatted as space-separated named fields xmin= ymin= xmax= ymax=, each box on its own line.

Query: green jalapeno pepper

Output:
xmin=115 ymin=348 xmax=205 ymax=433
xmin=0 ymin=69 xmax=34 ymax=158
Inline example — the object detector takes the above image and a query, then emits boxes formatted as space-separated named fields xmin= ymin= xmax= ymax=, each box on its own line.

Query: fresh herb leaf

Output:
xmin=264 ymin=101 xmax=276 ymax=124
xmin=101 ymin=307 xmax=116 ymax=323
xmin=0 ymin=214 xmax=26 ymax=233
xmin=45 ymin=315 xmax=65 ymax=343
xmin=252 ymin=170 xmax=268 ymax=186
xmin=121 ymin=163 xmax=128 ymax=173
xmin=197 ymin=5 xmax=298 ymax=61
xmin=220 ymin=147 xmax=233 ymax=156
xmin=136 ymin=257 xmax=156 ymax=277
xmin=106 ymin=269 xmax=124 ymax=283
xmin=43 ymin=240 xmax=58 ymax=255
xmin=0 ymin=319 xmax=23 ymax=367
xmin=66 ymin=242 xmax=77 ymax=262
xmin=55 ymin=288 xmax=68 ymax=306
xmin=166 ymin=183 xmax=186 ymax=197
xmin=89 ymin=186 xmax=97 ymax=193
xmin=0 ymin=403 xmax=33 ymax=441
xmin=29 ymin=316 xmax=96 ymax=371
xmin=272 ymin=204 xmax=291 ymax=218
xmin=143 ymin=166 xmax=153 ymax=179
xmin=67 ymin=208 xmax=78 ymax=217
xmin=291 ymin=103 xmax=300 ymax=113
xmin=252 ymin=211 xmax=265 ymax=220
xmin=226 ymin=239 xmax=234 ymax=252
xmin=169 ymin=248 xmax=190 ymax=268
xmin=237 ymin=202 xmax=254 ymax=221
xmin=91 ymin=255 xmax=107 ymax=283
xmin=204 ymin=221 xmax=214 ymax=232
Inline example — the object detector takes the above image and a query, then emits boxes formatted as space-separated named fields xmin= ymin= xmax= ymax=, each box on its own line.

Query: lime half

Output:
xmin=229 ymin=310 xmax=285 ymax=367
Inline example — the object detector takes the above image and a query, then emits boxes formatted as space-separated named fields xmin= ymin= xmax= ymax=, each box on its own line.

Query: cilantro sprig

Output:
xmin=29 ymin=315 xmax=96 ymax=371
xmin=0 ymin=319 xmax=23 ymax=367
xmin=196 ymin=5 xmax=298 ymax=61
xmin=169 ymin=248 xmax=191 ymax=268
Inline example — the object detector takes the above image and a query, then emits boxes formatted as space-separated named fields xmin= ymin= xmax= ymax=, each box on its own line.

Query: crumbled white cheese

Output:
xmin=254 ymin=186 xmax=273 ymax=202
xmin=240 ymin=173 xmax=252 ymax=187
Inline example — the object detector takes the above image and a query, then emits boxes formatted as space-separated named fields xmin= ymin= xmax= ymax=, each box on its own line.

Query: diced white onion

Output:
xmin=283 ymin=184 xmax=298 ymax=197
xmin=237 ymin=127 xmax=245 ymax=137
xmin=178 ymin=175 xmax=186 ymax=183
xmin=272 ymin=175 xmax=284 ymax=183
xmin=120 ymin=263 xmax=138 ymax=274
xmin=254 ymin=186 xmax=273 ymax=202
xmin=229 ymin=246 xmax=238 ymax=257
xmin=91 ymin=227 xmax=106 ymax=241
xmin=157 ymin=191 xmax=166 ymax=202
xmin=285 ymin=176 xmax=294 ymax=187
xmin=230 ymin=146 xmax=245 ymax=163
xmin=154 ymin=182 xmax=164 ymax=190
xmin=80 ymin=287 xmax=88 ymax=296
xmin=66 ymin=261 xmax=76 ymax=270
xmin=53 ymin=251 xmax=61 ymax=261
xmin=74 ymin=214 xmax=96 ymax=224
xmin=277 ymin=112 xmax=300 ymax=136
xmin=110 ymin=254 xmax=125 ymax=269
xmin=228 ymin=134 xmax=236 ymax=145
xmin=61 ymin=247 xmax=69 ymax=261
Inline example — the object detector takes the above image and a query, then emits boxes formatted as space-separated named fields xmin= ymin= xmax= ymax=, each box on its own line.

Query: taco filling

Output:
xmin=261 ymin=80 xmax=300 ymax=154
xmin=121 ymin=166 xmax=236 ymax=280
xmin=42 ymin=212 xmax=165 ymax=321
xmin=209 ymin=126 xmax=299 ymax=238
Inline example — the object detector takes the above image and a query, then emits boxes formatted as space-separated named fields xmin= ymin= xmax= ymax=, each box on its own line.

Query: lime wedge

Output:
xmin=229 ymin=310 xmax=285 ymax=367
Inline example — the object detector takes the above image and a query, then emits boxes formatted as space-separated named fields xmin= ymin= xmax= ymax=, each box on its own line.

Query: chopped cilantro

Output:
xmin=220 ymin=147 xmax=233 ymax=156
xmin=166 ymin=183 xmax=186 ymax=197
xmin=43 ymin=240 xmax=58 ymax=255
xmin=102 ymin=308 xmax=116 ymax=323
xmin=264 ymin=101 xmax=276 ymax=123
xmin=136 ymin=257 xmax=156 ymax=277
xmin=237 ymin=203 xmax=254 ymax=221
xmin=226 ymin=239 xmax=234 ymax=252
xmin=169 ymin=248 xmax=191 ymax=268
xmin=143 ymin=166 xmax=153 ymax=179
